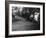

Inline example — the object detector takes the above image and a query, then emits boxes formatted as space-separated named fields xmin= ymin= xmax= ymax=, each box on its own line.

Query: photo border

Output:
xmin=5 ymin=1 xmax=45 ymax=37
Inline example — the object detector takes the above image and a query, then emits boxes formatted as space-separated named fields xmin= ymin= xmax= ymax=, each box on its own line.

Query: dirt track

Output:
xmin=12 ymin=16 xmax=40 ymax=31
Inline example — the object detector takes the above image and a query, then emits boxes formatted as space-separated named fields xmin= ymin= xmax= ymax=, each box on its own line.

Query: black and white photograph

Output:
xmin=12 ymin=6 xmax=40 ymax=31
xmin=5 ymin=1 xmax=45 ymax=37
